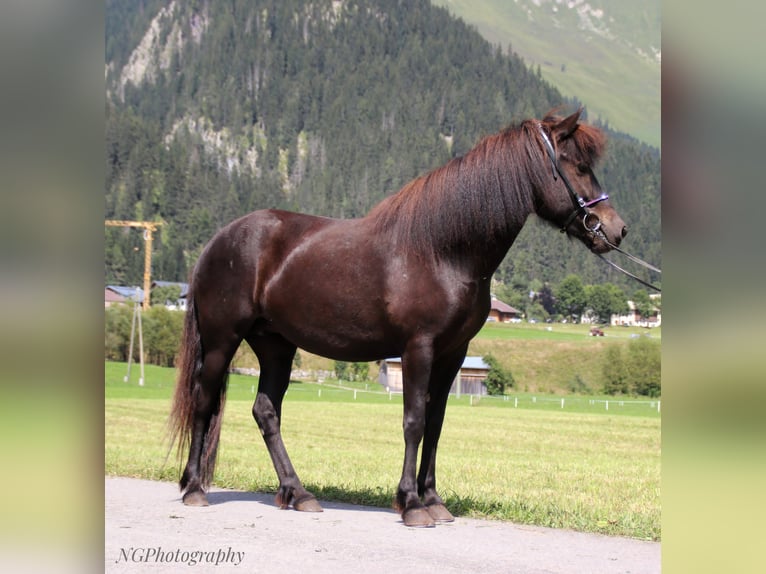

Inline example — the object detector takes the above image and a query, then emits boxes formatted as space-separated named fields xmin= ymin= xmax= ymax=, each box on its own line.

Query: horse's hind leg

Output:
xmin=181 ymin=342 xmax=239 ymax=506
xmin=247 ymin=333 xmax=322 ymax=513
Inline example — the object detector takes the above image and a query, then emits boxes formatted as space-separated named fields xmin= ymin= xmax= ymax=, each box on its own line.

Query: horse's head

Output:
xmin=536 ymin=109 xmax=627 ymax=254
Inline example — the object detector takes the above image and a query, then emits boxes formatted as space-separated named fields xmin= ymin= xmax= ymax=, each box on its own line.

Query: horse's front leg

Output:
xmin=395 ymin=341 xmax=436 ymax=527
xmin=416 ymin=346 xmax=468 ymax=523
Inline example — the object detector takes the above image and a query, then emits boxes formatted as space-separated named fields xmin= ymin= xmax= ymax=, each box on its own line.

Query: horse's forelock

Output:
xmin=542 ymin=111 xmax=607 ymax=165
xmin=571 ymin=122 xmax=606 ymax=164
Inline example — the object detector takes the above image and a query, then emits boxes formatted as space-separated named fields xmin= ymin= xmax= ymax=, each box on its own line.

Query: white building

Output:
xmin=610 ymin=294 xmax=661 ymax=327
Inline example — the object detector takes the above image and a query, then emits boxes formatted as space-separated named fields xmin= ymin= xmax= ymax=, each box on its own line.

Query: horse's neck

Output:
xmin=455 ymin=168 xmax=536 ymax=279
xmin=367 ymin=126 xmax=539 ymax=279
xmin=463 ymin=216 xmax=528 ymax=280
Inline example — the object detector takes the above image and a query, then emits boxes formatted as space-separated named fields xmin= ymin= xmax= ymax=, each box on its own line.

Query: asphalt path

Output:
xmin=105 ymin=477 xmax=659 ymax=573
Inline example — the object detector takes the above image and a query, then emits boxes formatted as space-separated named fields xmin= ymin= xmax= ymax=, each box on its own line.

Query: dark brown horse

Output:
xmin=169 ymin=109 xmax=627 ymax=527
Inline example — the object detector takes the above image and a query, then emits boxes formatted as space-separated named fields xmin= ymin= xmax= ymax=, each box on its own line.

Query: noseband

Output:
xmin=537 ymin=124 xmax=609 ymax=234
xmin=537 ymin=124 xmax=662 ymax=292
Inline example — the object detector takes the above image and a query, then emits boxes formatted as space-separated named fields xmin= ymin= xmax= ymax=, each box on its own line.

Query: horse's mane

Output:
xmin=367 ymin=114 xmax=606 ymax=259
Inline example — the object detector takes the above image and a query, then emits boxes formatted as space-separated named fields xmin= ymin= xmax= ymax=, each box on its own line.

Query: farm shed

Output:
xmin=487 ymin=297 xmax=521 ymax=322
xmin=379 ymin=356 xmax=490 ymax=396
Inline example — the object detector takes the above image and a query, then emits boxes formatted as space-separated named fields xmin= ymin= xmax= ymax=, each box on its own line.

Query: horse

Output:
xmin=168 ymin=108 xmax=628 ymax=527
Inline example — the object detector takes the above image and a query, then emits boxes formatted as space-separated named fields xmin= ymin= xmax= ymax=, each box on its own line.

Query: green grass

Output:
xmin=105 ymin=362 xmax=660 ymax=540
xmin=432 ymin=0 xmax=661 ymax=147
xmin=475 ymin=321 xmax=660 ymax=341
xmin=467 ymin=321 xmax=660 ymax=394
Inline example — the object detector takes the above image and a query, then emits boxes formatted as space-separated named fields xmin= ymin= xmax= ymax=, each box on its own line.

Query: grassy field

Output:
xmin=105 ymin=361 xmax=660 ymax=540
xmin=467 ymin=321 xmax=660 ymax=394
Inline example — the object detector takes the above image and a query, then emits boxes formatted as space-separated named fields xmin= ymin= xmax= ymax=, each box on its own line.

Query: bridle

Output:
xmin=538 ymin=124 xmax=609 ymax=235
xmin=537 ymin=124 xmax=662 ymax=292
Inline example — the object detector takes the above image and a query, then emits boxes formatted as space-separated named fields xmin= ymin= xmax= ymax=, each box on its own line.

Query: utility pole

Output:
xmin=124 ymin=287 xmax=145 ymax=386
xmin=105 ymin=220 xmax=163 ymax=310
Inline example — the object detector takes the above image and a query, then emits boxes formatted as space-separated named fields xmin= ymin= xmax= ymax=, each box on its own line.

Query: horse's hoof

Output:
xmin=294 ymin=496 xmax=323 ymax=513
xmin=402 ymin=507 xmax=436 ymax=528
xmin=425 ymin=503 xmax=455 ymax=523
xmin=182 ymin=490 xmax=209 ymax=507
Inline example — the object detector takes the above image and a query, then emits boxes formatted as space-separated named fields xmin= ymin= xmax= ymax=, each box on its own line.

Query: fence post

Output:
xmin=561 ymin=398 xmax=565 ymax=409
xmin=605 ymin=400 xmax=609 ymax=411
xmin=514 ymin=397 xmax=518 ymax=408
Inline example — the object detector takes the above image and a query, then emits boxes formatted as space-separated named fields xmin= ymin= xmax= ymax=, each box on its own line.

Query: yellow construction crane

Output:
xmin=105 ymin=220 xmax=163 ymax=310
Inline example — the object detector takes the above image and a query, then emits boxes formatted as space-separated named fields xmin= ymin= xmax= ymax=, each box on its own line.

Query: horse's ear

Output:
xmin=553 ymin=108 xmax=582 ymax=142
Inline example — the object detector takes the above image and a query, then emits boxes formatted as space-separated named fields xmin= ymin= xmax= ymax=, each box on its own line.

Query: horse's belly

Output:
xmin=266 ymin=312 xmax=399 ymax=362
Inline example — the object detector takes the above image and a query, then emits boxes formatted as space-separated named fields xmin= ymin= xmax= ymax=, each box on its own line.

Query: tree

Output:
xmin=602 ymin=338 xmax=661 ymax=397
xmin=537 ymin=282 xmax=556 ymax=316
xmin=334 ymin=360 xmax=349 ymax=381
xmin=586 ymin=283 xmax=628 ymax=324
xmin=555 ymin=274 xmax=587 ymax=322
xmin=334 ymin=361 xmax=369 ymax=382
xmin=104 ymin=304 xmax=134 ymax=361
xmin=142 ymin=306 xmax=184 ymax=367
xmin=525 ymin=300 xmax=547 ymax=323
xmin=482 ymin=354 xmax=514 ymax=395
xmin=602 ymin=345 xmax=629 ymax=395
xmin=631 ymin=289 xmax=654 ymax=323
xmin=350 ymin=362 xmax=370 ymax=382
xmin=151 ymin=285 xmax=182 ymax=307
xmin=625 ymin=338 xmax=661 ymax=397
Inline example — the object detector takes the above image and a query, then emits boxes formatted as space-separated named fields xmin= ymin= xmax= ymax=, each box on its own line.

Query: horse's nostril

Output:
xmin=621 ymin=226 xmax=628 ymax=239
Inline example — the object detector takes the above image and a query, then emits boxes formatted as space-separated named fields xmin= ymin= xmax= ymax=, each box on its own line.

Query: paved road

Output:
xmin=105 ymin=477 xmax=659 ymax=573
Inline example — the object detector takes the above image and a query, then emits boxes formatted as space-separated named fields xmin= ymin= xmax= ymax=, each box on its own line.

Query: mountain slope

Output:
xmin=432 ymin=0 xmax=660 ymax=148
xmin=105 ymin=0 xmax=660 ymax=295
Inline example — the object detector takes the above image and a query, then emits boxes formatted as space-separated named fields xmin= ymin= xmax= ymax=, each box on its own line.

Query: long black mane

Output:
xmin=367 ymin=115 xmax=606 ymax=260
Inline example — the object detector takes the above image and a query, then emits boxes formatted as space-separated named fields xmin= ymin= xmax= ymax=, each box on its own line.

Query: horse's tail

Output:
xmin=167 ymin=293 xmax=228 ymax=490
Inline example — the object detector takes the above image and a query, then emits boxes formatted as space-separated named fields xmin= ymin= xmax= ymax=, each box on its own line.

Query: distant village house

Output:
xmin=487 ymin=296 xmax=521 ymax=323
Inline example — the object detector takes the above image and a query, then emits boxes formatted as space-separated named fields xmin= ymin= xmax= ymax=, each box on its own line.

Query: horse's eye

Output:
xmin=576 ymin=164 xmax=589 ymax=175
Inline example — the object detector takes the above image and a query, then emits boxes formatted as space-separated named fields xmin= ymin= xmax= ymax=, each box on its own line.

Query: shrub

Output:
xmin=602 ymin=338 xmax=661 ymax=397
xmin=625 ymin=338 xmax=661 ymax=397
xmin=334 ymin=360 xmax=370 ymax=382
xmin=104 ymin=304 xmax=134 ymax=361
xmin=483 ymin=353 xmax=515 ymax=395
xmin=602 ymin=345 xmax=629 ymax=395
xmin=104 ymin=304 xmax=184 ymax=367
xmin=567 ymin=373 xmax=590 ymax=394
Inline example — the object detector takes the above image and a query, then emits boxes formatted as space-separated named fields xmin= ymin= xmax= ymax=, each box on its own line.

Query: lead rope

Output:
xmin=594 ymin=231 xmax=662 ymax=292
xmin=595 ymin=253 xmax=661 ymax=292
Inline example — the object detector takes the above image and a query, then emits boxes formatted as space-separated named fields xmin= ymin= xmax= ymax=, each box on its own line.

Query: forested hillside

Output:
xmin=105 ymin=0 xmax=660 ymax=300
